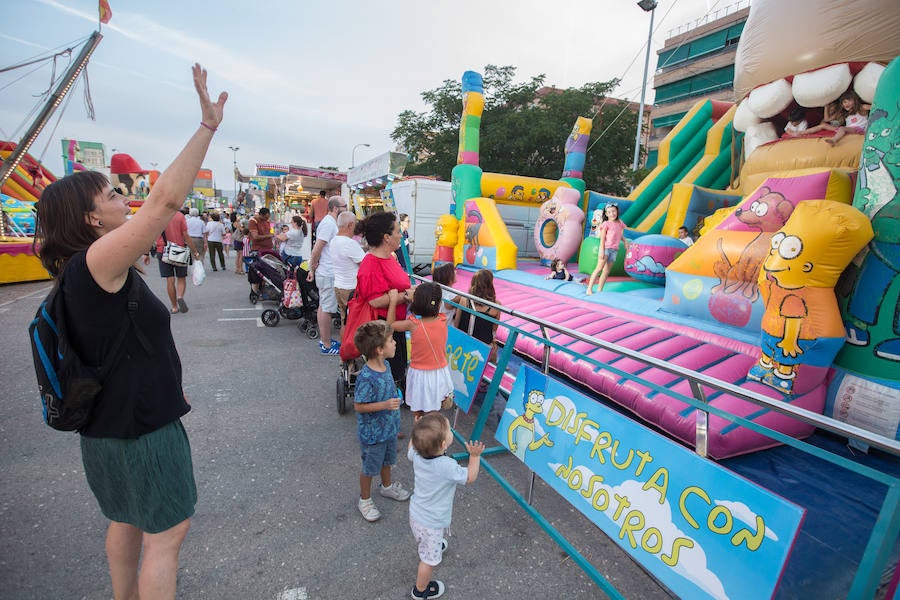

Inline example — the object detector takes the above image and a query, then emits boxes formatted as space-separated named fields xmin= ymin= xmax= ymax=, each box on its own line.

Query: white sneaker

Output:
xmin=379 ymin=482 xmax=411 ymax=501
xmin=358 ymin=497 xmax=381 ymax=522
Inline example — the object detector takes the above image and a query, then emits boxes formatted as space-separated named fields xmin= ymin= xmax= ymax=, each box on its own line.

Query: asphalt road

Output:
xmin=0 ymin=260 xmax=673 ymax=600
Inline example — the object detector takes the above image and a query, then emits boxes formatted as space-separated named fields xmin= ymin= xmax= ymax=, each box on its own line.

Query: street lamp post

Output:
xmin=632 ymin=0 xmax=658 ymax=172
xmin=228 ymin=145 xmax=240 ymax=202
xmin=351 ymin=143 xmax=370 ymax=168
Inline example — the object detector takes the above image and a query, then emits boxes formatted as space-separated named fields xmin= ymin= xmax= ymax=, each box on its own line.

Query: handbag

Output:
xmin=339 ymin=293 xmax=380 ymax=362
xmin=283 ymin=270 xmax=302 ymax=309
xmin=419 ymin=318 xmax=455 ymax=410
xmin=161 ymin=231 xmax=191 ymax=267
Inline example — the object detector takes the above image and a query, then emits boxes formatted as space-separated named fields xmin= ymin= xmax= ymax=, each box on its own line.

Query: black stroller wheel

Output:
xmin=332 ymin=316 xmax=342 ymax=331
xmin=249 ymin=292 xmax=259 ymax=304
xmin=261 ymin=309 xmax=280 ymax=327
xmin=306 ymin=323 xmax=319 ymax=340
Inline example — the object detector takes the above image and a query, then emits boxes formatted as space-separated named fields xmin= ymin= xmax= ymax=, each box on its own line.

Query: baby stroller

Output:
xmin=246 ymin=253 xmax=323 ymax=337
xmin=335 ymin=293 xmax=371 ymax=415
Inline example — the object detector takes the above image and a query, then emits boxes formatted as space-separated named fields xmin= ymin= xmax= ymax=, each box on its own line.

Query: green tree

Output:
xmin=391 ymin=65 xmax=639 ymax=196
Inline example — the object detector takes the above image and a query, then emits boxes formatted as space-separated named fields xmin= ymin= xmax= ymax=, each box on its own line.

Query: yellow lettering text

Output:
xmin=708 ymin=505 xmax=733 ymax=535
xmin=589 ymin=431 xmax=612 ymax=464
xmin=591 ymin=487 xmax=610 ymax=511
xmin=731 ymin=515 xmax=766 ymax=551
xmin=641 ymin=527 xmax=664 ymax=554
xmin=574 ymin=417 xmax=598 ymax=446
xmin=567 ymin=466 xmax=583 ymax=492
xmin=611 ymin=493 xmax=631 ymax=521
xmin=610 ymin=439 xmax=635 ymax=471
xmin=555 ymin=455 xmax=573 ymax=480
xmin=661 ymin=537 xmax=695 ymax=567
xmin=679 ymin=486 xmax=711 ymax=530
xmin=582 ymin=474 xmax=605 ymax=498
xmin=642 ymin=468 xmax=670 ymax=505
xmin=634 ymin=449 xmax=653 ymax=477
xmin=545 ymin=399 xmax=567 ymax=429
xmin=618 ymin=509 xmax=645 ymax=549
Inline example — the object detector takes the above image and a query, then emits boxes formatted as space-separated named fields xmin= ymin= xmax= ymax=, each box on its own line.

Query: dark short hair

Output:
xmin=319 ymin=190 xmax=327 ymax=197
xmin=789 ymin=107 xmax=805 ymax=122
xmin=431 ymin=263 xmax=456 ymax=287
xmin=258 ymin=207 xmax=270 ymax=216
xmin=360 ymin=211 xmax=397 ymax=248
xmin=354 ymin=320 xmax=393 ymax=359
xmin=34 ymin=170 xmax=109 ymax=276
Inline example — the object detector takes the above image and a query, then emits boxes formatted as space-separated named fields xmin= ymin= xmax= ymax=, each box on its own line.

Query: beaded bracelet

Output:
xmin=200 ymin=121 xmax=217 ymax=132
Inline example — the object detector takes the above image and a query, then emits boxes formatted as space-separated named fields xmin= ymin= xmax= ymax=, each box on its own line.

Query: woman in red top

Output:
xmin=356 ymin=211 xmax=417 ymax=389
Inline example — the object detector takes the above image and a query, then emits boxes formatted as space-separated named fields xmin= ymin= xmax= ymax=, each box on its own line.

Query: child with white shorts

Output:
xmin=407 ymin=413 xmax=484 ymax=599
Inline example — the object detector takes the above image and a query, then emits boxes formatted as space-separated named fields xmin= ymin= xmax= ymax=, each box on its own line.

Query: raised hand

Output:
xmin=192 ymin=63 xmax=228 ymax=130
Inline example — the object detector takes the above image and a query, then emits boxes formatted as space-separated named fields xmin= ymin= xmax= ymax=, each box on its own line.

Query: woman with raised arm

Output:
xmin=33 ymin=63 xmax=227 ymax=600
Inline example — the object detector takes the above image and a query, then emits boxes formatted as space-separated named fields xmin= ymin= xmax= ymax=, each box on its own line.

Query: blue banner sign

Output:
xmin=446 ymin=326 xmax=490 ymax=413
xmin=496 ymin=365 xmax=805 ymax=600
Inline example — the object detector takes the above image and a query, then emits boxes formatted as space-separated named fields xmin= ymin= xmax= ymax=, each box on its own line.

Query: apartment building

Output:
xmin=646 ymin=1 xmax=749 ymax=168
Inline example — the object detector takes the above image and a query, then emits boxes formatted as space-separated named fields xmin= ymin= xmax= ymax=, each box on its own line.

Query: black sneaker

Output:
xmin=411 ymin=580 xmax=445 ymax=599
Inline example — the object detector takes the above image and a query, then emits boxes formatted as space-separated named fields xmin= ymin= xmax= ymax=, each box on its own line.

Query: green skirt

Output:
xmin=81 ymin=419 xmax=197 ymax=534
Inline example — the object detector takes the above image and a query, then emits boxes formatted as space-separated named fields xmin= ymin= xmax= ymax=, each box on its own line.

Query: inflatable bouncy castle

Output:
xmin=434 ymin=0 xmax=899 ymax=459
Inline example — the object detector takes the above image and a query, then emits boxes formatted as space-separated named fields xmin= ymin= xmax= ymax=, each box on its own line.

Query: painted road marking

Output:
xmin=276 ymin=587 xmax=308 ymax=600
xmin=0 ymin=285 xmax=52 ymax=309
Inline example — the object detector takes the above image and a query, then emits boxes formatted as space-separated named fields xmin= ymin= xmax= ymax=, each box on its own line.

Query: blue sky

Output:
xmin=1 ymin=0 xmax=717 ymax=195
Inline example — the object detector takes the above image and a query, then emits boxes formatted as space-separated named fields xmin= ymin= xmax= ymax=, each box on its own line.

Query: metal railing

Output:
xmin=666 ymin=0 xmax=750 ymax=39
xmin=419 ymin=273 xmax=900 ymax=599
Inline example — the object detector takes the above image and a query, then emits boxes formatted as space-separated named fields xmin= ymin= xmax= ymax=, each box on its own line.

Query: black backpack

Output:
xmin=28 ymin=266 xmax=142 ymax=432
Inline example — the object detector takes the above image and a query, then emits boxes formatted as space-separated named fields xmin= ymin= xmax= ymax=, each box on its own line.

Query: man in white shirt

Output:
xmin=308 ymin=197 xmax=347 ymax=354
xmin=331 ymin=211 xmax=366 ymax=325
xmin=186 ymin=208 xmax=207 ymax=263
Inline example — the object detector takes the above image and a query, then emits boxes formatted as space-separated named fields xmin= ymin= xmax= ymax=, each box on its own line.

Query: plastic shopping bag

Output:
xmin=192 ymin=261 xmax=206 ymax=286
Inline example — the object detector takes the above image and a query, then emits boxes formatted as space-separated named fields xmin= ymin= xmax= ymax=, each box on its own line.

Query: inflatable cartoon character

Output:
xmin=748 ymin=201 xmax=873 ymax=394
xmin=507 ymin=389 xmax=554 ymax=461
xmin=713 ymin=187 xmax=795 ymax=302
xmin=589 ymin=209 xmax=603 ymax=237
xmin=65 ymin=140 xmax=87 ymax=175
xmin=842 ymin=101 xmax=900 ymax=363
xmin=534 ymin=187 xmax=584 ymax=264
xmin=432 ymin=213 xmax=459 ymax=266
xmin=464 ymin=209 xmax=482 ymax=264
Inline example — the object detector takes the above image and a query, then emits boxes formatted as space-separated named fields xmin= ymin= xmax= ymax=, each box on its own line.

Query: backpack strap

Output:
xmin=95 ymin=268 xmax=153 ymax=377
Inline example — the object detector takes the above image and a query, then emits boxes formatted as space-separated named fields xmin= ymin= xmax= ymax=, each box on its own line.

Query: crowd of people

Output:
xmin=32 ymin=62 xmax=508 ymax=600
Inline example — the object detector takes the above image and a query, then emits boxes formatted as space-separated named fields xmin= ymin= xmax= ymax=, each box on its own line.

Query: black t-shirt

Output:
xmin=62 ymin=251 xmax=189 ymax=438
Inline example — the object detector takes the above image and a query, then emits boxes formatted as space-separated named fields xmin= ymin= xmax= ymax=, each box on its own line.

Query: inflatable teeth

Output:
xmin=853 ymin=62 xmax=885 ymax=104
xmin=744 ymin=122 xmax=778 ymax=159
xmin=791 ymin=63 xmax=852 ymax=108
xmin=747 ymin=78 xmax=794 ymax=119
xmin=733 ymin=99 xmax=762 ymax=133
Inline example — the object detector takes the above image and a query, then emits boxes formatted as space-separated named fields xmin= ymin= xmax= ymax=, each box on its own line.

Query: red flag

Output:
xmin=99 ymin=0 xmax=112 ymax=24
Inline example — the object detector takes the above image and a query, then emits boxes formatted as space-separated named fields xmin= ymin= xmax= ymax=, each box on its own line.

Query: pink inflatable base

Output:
xmin=452 ymin=268 xmax=823 ymax=459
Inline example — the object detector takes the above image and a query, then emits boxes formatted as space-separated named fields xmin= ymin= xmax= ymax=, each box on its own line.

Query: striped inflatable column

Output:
xmin=560 ymin=116 xmax=592 ymax=195
xmin=451 ymin=71 xmax=485 ymax=222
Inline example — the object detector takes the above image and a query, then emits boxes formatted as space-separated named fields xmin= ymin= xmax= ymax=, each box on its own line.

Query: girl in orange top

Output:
xmin=388 ymin=282 xmax=454 ymax=419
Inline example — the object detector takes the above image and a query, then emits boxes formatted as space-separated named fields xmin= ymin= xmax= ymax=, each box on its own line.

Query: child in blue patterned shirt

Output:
xmin=354 ymin=320 xmax=411 ymax=522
